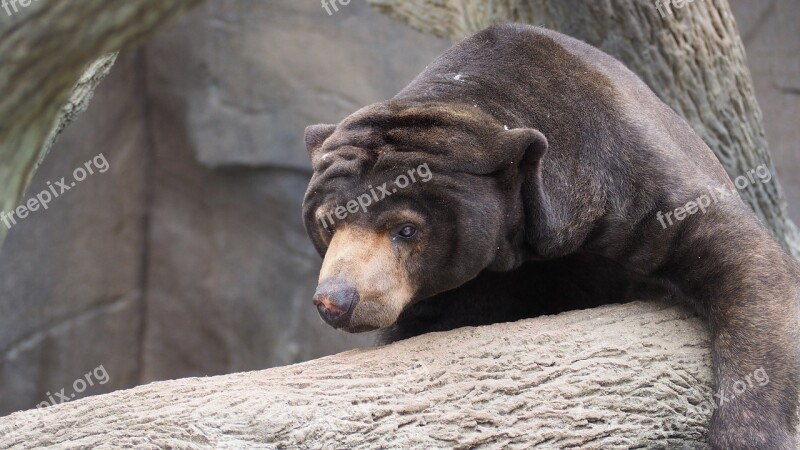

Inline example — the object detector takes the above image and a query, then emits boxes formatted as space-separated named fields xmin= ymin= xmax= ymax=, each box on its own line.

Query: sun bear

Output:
xmin=302 ymin=23 xmax=799 ymax=449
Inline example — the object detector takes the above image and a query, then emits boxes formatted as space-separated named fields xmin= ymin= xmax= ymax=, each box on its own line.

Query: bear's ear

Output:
xmin=453 ymin=127 xmax=548 ymax=175
xmin=304 ymin=124 xmax=337 ymax=159
xmin=505 ymin=128 xmax=548 ymax=169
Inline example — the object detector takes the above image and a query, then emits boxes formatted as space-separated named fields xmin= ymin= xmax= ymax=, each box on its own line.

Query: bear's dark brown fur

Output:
xmin=302 ymin=24 xmax=799 ymax=449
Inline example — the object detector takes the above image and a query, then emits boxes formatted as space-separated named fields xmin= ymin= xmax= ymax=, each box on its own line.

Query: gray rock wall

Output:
xmin=729 ymin=0 xmax=800 ymax=224
xmin=0 ymin=53 xmax=148 ymax=414
xmin=0 ymin=0 xmax=448 ymax=415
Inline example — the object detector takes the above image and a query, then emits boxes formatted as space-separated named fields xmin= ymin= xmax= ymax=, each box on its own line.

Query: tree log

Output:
xmin=366 ymin=0 xmax=800 ymax=258
xmin=0 ymin=301 xmax=759 ymax=449
xmin=0 ymin=0 xmax=202 ymax=245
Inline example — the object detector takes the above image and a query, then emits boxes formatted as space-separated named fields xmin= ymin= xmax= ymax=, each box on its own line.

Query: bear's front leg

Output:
xmin=668 ymin=205 xmax=800 ymax=449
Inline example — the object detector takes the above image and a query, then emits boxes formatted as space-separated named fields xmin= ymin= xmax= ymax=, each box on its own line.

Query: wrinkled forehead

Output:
xmin=308 ymin=163 xmax=449 ymax=212
xmin=310 ymin=100 xmax=500 ymax=175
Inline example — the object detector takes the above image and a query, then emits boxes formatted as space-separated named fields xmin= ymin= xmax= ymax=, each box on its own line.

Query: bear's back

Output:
xmin=396 ymin=23 xmax=727 ymax=190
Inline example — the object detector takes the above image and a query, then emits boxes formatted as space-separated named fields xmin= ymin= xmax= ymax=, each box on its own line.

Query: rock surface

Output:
xmin=0 ymin=53 xmax=149 ymax=415
xmin=0 ymin=0 xmax=448 ymax=415
xmin=729 ymin=0 xmax=800 ymax=225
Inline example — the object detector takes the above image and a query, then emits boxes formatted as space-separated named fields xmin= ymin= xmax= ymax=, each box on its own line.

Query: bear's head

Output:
xmin=302 ymin=100 xmax=548 ymax=332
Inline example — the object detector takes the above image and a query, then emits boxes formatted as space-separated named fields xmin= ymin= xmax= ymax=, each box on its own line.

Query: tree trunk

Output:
xmin=0 ymin=0 xmax=202 ymax=245
xmin=0 ymin=301 xmax=761 ymax=449
xmin=367 ymin=0 xmax=800 ymax=258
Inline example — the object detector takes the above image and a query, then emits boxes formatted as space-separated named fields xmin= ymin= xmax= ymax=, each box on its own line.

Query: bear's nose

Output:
xmin=313 ymin=278 xmax=358 ymax=328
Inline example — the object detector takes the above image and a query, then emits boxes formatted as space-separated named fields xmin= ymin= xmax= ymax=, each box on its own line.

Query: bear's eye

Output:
xmin=397 ymin=225 xmax=417 ymax=239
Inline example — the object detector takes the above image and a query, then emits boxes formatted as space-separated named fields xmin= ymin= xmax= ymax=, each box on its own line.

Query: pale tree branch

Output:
xmin=0 ymin=302 xmax=747 ymax=449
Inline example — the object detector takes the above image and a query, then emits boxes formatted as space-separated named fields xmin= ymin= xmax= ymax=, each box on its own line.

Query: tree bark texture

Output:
xmin=0 ymin=301 xmax=741 ymax=449
xmin=366 ymin=0 xmax=800 ymax=258
xmin=36 ymin=53 xmax=119 ymax=170
xmin=0 ymin=0 xmax=202 ymax=245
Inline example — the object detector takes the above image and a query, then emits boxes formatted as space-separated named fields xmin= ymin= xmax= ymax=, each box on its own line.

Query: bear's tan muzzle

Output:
xmin=314 ymin=225 xmax=413 ymax=332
